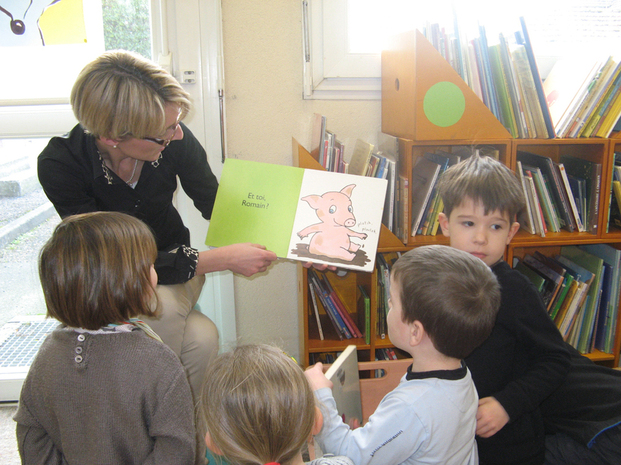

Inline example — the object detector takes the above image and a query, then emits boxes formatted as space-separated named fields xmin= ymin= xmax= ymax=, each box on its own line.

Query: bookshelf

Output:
xmin=294 ymin=140 xmax=408 ymax=366
xmin=296 ymin=29 xmax=621 ymax=368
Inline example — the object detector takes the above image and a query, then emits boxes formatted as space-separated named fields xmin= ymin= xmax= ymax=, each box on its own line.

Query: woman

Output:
xmin=37 ymin=50 xmax=277 ymax=398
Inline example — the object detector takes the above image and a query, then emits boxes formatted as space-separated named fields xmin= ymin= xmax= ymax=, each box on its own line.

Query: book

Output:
xmin=516 ymin=160 xmax=537 ymax=235
xmin=567 ymin=58 xmax=620 ymax=138
xmin=325 ymin=345 xmax=363 ymax=426
xmin=543 ymin=56 xmax=605 ymax=136
xmin=499 ymin=33 xmax=528 ymax=138
xmin=398 ymin=174 xmax=409 ymax=243
xmin=308 ymin=280 xmax=324 ymax=341
xmin=533 ymin=252 xmax=570 ymax=318
xmin=514 ymin=259 xmax=546 ymax=293
xmin=523 ymin=169 xmax=547 ymax=236
xmin=522 ymin=254 xmax=565 ymax=312
xmin=381 ymin=152 xmax=398 ymax=233
xmin=518 ymin=17 xmax=555 ymax=138
xmin=310 ymin=113 xmax=327 ymax=162
xmin=579 ymin=244 xmax=621 ymax=353
xmin=410 ymin=156 xmax=442 ymax=236
xmin=357 ymin=285 xmax=371 ymax=345
xmin=517 ymin=151 xmax=575 ymax=232
xmin=524 ymin=165 xmax=560 ymax=232
xmin=308 ymin=270 xmax=347 ymax=340
xmin=489 ymin=43 xmax=518 ymax=137
xmin=511 ymin=42 xmax=548 ymax=138
xmin=206 ymin=158 xmax=387 ymax=272
xmin=418 ymin=151 xmax=450 ymax=235
xmin=557 ymin=163 xmax=584 ymax=232
xmin=322 ymin=273 xmax=363 ymax=339
xmin=560 ymin=247 xmax=604 ymax=354
xmin=568 ymin=174 xmax=587 ymax=228
xmin=348 ymin=139 xmax=375 ymax=177
xmin=555 ymin=255 xmax=594 ymax=342
xmin=560 ymin=155 xmax=602 ymax=234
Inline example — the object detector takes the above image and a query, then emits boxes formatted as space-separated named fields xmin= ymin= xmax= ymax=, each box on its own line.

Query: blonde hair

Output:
xmin=70 ymin=50 xmax=191 ymax=140
xmin=39 ymin=212 xmax=158 ymax=329
xmin=199 ymin=344 xmax=316 ymax=465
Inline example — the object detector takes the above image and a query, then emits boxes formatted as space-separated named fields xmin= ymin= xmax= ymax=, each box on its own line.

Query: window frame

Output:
xmin=303 ymin=0 xmax=381 ymax=100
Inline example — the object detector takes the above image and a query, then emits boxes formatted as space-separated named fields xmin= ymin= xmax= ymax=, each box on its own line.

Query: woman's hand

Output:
xmin=198 ymin=243 xmax=277 ymax=277
xmin=476 ymin=396 xmax=510 ymax=438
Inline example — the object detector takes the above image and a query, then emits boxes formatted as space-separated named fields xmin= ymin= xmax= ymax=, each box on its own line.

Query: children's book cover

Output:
xmin=205 ymin=159 xmax=387 ymax=272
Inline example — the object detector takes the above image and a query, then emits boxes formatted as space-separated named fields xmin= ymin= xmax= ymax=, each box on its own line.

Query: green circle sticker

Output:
xmin=423 ymin=82 xmax=465 ymax=127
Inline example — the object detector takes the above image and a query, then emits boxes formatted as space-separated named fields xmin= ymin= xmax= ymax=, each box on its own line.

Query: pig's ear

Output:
xmin=340 ymin=184 xmax=356 ymax=198
xmin=301 ymin=195 xmax=321 ymax=209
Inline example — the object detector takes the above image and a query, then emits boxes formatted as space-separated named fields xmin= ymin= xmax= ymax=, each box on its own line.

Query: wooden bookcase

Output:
xmin=294 ymin=140 xmax=407 ymax=367
xmin=296 ymin=29 xmax=621 ymax=368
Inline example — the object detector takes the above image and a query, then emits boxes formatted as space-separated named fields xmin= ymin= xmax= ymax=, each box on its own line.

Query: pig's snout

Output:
xmin=344 ymin=218 xmax=356 ymax=227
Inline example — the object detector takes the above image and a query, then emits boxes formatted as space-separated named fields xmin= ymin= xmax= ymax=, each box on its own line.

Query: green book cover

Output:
xmin=206 ymin=159 xmax=387 ymax=272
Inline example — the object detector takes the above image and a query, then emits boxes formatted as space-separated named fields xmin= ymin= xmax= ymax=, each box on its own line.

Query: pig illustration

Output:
xmin=297 ymin=184 xmax=367 ymax=261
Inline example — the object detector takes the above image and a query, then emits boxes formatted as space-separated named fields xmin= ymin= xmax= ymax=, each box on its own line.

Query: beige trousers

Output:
xmin=143 ymin=275 xmax=219 ymax=401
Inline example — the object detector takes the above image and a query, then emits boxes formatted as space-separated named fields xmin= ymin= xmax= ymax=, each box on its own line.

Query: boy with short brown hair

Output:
xmin=306 ymin=244 xmax=501 ymax=465
xmin=438 ymin=153 xmax=621 ymax=465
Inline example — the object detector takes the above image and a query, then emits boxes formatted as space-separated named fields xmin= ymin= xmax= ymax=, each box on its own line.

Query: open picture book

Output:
xmin=205 ymin=159 xmax=387 ymax=272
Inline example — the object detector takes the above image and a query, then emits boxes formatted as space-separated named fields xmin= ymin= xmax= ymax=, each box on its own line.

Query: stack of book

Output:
xmin=514 ymin=246 xmax=621 ymax=355
xmin=375 ymin=252 xmax=401 ymax=340
xmin=543 ymin=55 xmax=621 ymax=139
xmin=423 ymin=17 xmax=555 ymax=138
xmin=609 ymin=152 xmax=621 ymax=231
xmin=308 ymin=269 xmax=364 ymax=342
xmin=515 ymin=151 xmax=601 ymax=237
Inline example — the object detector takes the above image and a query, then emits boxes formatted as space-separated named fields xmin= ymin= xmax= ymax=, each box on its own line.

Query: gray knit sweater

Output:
xmin=14 ymin=326 xmax=196 ymax=464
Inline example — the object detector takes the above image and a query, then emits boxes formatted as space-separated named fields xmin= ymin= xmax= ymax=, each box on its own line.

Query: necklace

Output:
xmin=125 ymin=159 xmax=139 ymax=185
xmin=96 ymin=149 xmax=138 ymax=185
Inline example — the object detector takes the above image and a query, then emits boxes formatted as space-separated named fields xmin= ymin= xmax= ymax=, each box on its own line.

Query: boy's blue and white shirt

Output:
xmin=307 ymin=455 xmax=354 ymax=465
xmin=314 ymin=363 xmax=478 ymax=465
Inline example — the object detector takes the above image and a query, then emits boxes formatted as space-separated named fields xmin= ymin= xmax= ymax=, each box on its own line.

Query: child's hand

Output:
xmin=304 ymin=363 xmax=333 ymax=391
xmin=475 ymin=396 xmax=509 ymax=438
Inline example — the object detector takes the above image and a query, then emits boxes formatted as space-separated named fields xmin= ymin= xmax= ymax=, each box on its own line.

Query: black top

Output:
xmin=38 ymin=123 xmax=219 ymax=284
xmin=540 ymin=344 xmax=621 ymax=447
xmin=465 ymin=260 xmax=571 ymax=465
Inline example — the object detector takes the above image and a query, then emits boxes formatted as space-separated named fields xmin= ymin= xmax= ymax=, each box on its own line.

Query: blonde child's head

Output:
xmin=39 ymin=211 xmax=158 ymax=330
xmin=438 ymin=153 xmax=525 ymax=221
xmin=199 ymin=344 xmax=321 ymax=465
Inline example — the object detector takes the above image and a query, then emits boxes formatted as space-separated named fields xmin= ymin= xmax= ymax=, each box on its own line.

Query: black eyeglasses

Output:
xmin=143 ymin=109 xmax=182 ymax=146
xmin=143 ymin=121 xmax=180 ymax=147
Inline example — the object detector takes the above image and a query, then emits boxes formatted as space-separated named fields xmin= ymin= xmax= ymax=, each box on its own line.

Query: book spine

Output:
xmin=308 ymin=281 xmax=324 ymax=341
xmin=519 ymin=17 xmax=555 ymax=138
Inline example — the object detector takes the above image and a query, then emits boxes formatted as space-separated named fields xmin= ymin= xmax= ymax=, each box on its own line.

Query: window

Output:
xmin=303 ymin=0 xmax=621 ymax=100
xmin=0 ymin=0 xmax=154 ymax=136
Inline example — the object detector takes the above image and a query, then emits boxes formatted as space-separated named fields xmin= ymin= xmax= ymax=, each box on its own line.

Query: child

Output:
xmin=13 ymin=211 xmax=197 ymax=464
xmin=305 ymin=244 xmax=501 ymax=465
xmin=437 ymin=153 xmax=621 ymax=465
xmin=198 ymin=343 xmax=354 ymax=465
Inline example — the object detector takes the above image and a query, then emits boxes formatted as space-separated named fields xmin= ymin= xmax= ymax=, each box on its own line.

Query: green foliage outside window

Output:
xmin=102 ymin=0 xmax=151 ymax=58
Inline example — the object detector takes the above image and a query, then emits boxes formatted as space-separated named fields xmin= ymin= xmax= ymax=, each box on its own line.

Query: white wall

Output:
xmin=221 ymin=0 xmax=381 ymax=361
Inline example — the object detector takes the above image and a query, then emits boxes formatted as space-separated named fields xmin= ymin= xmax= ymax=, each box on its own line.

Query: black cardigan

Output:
xmin=38 ymin=123 xmax=219 ymax=284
